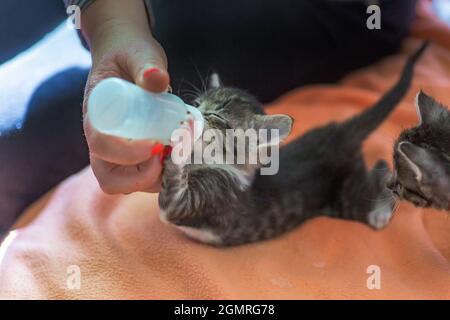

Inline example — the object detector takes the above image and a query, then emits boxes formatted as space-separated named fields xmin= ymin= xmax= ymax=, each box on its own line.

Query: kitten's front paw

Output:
xmin=367 ymin=194 xmax=396 ymax=229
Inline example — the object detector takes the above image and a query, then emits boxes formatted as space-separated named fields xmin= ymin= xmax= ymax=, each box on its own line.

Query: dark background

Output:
xmin=0 ymin=0 xmax=66 ymax=64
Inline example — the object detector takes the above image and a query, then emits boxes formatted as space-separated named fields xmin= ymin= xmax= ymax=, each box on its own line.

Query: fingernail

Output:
xmin=143 ymin=68 xmax=160 ymax=79
xmin=151 ymin=143 xmax=165 ymax=156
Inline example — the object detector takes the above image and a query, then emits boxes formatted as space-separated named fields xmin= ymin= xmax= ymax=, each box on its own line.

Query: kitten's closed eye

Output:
xmin=215 ymin=98 xmax=233 ymax=111
xmin=203 ymin=112 xmax=227 ymax=122
xmin=203 ymin=113 xmax=231 ymax=131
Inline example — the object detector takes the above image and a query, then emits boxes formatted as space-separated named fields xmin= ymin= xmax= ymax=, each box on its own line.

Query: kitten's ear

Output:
xmin=398 ymin=142 xmax=435 ymax=182
xmin=256 ymin=114 xmax=294 ymax=147
xmin=415 ymin=91 xmax=446 ymax=125
xmin=208 ymin=73 xmax=223 ymax=89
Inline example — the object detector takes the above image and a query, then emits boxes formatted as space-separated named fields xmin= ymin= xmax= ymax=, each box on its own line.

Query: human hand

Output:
xmin=81 ymin=0 xmax=170 ymax=194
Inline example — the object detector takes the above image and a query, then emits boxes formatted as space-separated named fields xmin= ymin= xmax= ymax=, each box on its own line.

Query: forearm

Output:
xmin=77 ymin=0 xmax=152 ymax=48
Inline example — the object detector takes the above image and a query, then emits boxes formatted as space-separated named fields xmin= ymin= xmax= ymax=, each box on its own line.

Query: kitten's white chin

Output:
xmin=177 ymin=226 xmax=222 ymax=245
xmin=159 ymin=209 xmax=222 ymax=245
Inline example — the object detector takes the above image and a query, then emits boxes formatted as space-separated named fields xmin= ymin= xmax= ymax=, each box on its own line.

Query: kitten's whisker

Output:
xmin=173 ymin=78 xmax=204 ymax=103
xmin=191 ymin=61 xmax=208 ymax=94
xmin=180 ymin=78 xmax=203 ymax=96
xmin=179 ymin=87 xmax=204 ymax=103
xmin=180 ymin=89 xmax=202 ymax=96
xmin=181 ymin=93 xmax=201 ymax=103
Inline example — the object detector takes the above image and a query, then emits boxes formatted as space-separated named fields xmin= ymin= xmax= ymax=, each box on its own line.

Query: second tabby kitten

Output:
xmin=389 ymin=91 xmax=450 ymax=210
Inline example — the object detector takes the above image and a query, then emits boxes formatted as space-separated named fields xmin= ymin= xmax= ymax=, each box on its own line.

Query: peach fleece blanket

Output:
xmin=0 ymin=1 xmax=449 ymax=299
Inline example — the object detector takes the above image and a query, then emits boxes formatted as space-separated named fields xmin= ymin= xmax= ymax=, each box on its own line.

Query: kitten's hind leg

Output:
xmin=337 ymin=160 xmax=396 ymax=229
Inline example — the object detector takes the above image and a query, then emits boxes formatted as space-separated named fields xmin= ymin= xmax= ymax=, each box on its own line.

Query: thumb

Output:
xmin=130 ymin=41 xmax=170 ymax=93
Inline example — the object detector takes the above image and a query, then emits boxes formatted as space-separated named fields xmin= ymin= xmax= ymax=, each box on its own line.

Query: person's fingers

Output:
xmin=128 ymin=39 xmax=170 ymax=93
xmin=80 ymin=37 xmax=170 ymax=194
xmin=84 ymin=119 xmax=157 ymax=166
xmin=139 ymin=66 xmax=171 ymax=93
xmin=91 ymin=156 xmax=162 ymax=194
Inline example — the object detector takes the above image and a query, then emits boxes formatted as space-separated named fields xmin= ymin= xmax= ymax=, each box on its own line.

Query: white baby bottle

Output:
xmin=87 ymin=77 xmax=204 ymax=145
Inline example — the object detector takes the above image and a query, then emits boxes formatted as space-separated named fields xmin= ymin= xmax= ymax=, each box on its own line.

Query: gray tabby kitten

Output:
xmin=388 ymin=91 xmax=450 ymax=210
xmin=159 ymin=42 xmax=428 ymax=247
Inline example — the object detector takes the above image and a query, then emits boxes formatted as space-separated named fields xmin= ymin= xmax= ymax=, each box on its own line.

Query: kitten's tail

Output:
xmin=344 ymin=41 xmax=429 ymax=142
